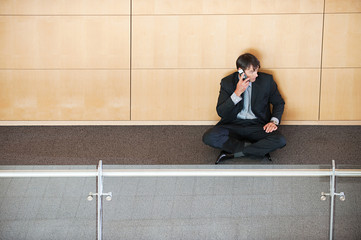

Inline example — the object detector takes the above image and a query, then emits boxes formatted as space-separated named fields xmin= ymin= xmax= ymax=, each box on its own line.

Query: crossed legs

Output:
xmin=202 ymin=120 xmax=286 ymax=158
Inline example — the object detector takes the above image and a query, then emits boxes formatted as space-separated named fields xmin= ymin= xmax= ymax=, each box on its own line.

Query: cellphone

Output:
xmin=238 ymin=69 xmax=248 ymax=80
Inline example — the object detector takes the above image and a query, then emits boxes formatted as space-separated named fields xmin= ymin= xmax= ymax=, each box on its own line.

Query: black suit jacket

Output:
xmin=216 ymin=72 xmax=285 ymax=125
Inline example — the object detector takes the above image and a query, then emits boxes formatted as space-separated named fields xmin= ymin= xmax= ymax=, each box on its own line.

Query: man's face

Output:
xmin=244 ymin=66 xmax=259 ymax=82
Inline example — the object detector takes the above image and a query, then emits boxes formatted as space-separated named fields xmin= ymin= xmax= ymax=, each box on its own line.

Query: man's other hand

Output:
xmin=263 ymin=122 xmax=278 ymax=133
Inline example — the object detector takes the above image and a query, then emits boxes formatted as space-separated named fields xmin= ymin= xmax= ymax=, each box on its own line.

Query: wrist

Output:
xmin=234 ymin=90 xmax=242 ymax=97
xmin=270 ymin=117 xmax=279 ymax=125
xmin=270 ymin=120 xmax=278 ymax=126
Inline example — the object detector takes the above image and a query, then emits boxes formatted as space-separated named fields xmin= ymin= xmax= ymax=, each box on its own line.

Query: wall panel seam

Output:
xmin=132 ymin=13 xmax=324 ymax=16
xmin=0 ymin=69 xmax=130 ymax=70
xmin=324 ymin=12 xmax=361 ymax=15
xmin=0 ymin=14 xmax=130 ymax=16
xmin=130 ymin=68 xmax=322 ymax=70
xmin=130 ymin=0 xmax=133 ymax=121
xmin=318 ymin=0 xmax=326 ymax=121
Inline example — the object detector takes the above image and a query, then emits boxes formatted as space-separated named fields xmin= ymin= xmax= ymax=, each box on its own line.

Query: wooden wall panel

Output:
xmin=322 ymin=14 xmax=361 ymax=68
xmin=0 ymin=16 xmax=130 ymax=69
xmin=262 ymin=69 xmax=321 ymax=121
xmin=132 ymin=14 xmax=323 ymax=69
xmin=133 ymin=0 xmax=324 ymax=14
xmin=0 ymin=0 xmax=130 ymax=15
xmin=0 ymin=70 xmax=130 ymax=120
xmin=131 ymin=69 xmax=320 ymax=121
xmin=320 ymin=69 xmax=361 ymax=120
xmin=131 ymin=69 xmax=224 ymax=120
xmin=325 ymin=0 xmax=361 ymax=13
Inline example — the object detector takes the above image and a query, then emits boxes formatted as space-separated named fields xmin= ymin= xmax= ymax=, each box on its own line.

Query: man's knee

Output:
xmin=275 ymin=134 xmax=286 ymax=148
xmin=202 ymin=127 xmax=229 ymax=149
xmin=202 ymin=129 xmax=213 ymax=146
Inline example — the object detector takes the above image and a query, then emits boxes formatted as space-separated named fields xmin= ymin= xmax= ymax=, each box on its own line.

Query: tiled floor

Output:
xmin=0 ymin=166 xmax=96 ymax=240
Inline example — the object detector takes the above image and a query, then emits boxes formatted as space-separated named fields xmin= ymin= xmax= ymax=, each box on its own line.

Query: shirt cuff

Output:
xmin=231 ymin=92 xmax=242 ymax=105
xmin=270 ymin=117 xmax=279 ymax=125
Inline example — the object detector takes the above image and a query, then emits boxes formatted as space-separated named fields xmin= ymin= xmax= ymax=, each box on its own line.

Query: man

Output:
xmin=203 ymin=53 xmax=286 ymax=164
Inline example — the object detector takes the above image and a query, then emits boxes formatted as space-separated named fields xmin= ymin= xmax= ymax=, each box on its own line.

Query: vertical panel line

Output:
xmin=130 ymin=0 xmax=132 ymax=120
xmin=318 ymin=0 xmax=326 ymax=121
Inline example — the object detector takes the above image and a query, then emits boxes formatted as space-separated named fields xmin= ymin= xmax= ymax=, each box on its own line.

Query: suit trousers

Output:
xmin=202 ymin=119 xmax=286 ymax=157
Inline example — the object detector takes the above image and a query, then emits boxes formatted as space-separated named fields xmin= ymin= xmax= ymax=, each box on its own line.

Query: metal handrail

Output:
xmin=0 ymin=168 xmax=360 ymax=178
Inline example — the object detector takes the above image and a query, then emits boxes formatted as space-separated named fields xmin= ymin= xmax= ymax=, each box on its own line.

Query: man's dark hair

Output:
xmin=236 ymin=53 xmax=260 ymax=70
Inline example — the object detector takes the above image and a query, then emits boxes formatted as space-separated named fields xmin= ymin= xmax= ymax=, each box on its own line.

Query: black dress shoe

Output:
xmin=215 ymin=151 xmax=234 ymax=164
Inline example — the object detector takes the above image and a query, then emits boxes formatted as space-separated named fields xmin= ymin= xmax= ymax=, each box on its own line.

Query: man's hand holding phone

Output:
xmin=234 ymin=72 xmax=250 ymax=97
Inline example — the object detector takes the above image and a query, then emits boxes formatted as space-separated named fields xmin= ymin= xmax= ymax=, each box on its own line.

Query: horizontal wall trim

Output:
xmin=1 ymin=67 xmax=359 ymax=71
xmin=131 ymin=67 xmax=323 ymax=70
xmin=0 ymin=13 xmax=331 ymax=17
xmin=1 ymin=13 xmax=358 ymax=18
xmin=132 ymin=13 xmax=324 ymax=16
xmin=0 ymin=68 xmax=130 ymax=71
xmin=0 ymin=67 xmax=327 ymax=70
xmin=324 ymin=12 xmax=361 ymax=15
xmin=1 ymin=121 xmax=361 ymax=126
xmin=0 ymin=14 xmax=130 ymax=17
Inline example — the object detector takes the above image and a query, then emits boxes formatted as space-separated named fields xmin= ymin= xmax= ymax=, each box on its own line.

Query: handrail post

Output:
xmin=319 ymin=160 xmax=346 ymax=240
xmin=85 ymin=160 xmax=111 ymax=240
xmin=97 ymin=160 xmax=103 ymax=240
xmin=329 ymin=160 xmax=336 ymax=240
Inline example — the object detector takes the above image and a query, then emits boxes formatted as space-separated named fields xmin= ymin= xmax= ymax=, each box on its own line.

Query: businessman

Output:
xmin=203 ymin=53 xmax=286 ymax=164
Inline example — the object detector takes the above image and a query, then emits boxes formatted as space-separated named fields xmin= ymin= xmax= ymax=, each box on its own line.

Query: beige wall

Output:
xmin=0 ymin=0 xmax=360 ymax=123
xmin=0 ymin=0 xmax=131 ymax=121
